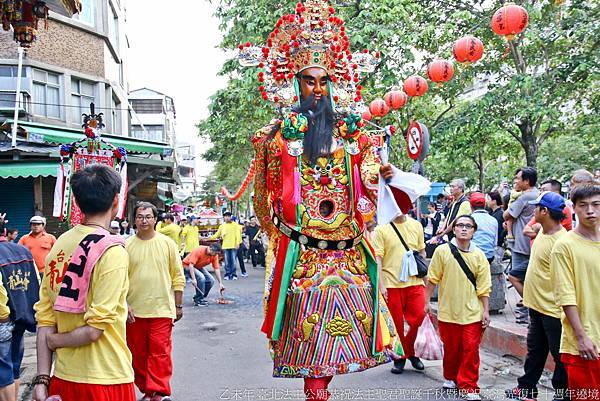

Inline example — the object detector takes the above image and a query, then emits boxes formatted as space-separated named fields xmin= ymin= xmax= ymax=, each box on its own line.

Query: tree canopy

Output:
xmin=198 ymin=0 xmax=599 ymax=205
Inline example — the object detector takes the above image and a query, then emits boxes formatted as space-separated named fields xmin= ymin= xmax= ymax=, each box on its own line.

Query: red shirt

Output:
xmin=182 ymin=246 xmax=219 ymax=270
xmin=18 ymin=231 xmax=56 ymax=272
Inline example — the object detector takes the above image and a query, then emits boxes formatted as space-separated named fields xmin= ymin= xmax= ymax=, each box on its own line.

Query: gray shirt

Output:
xmin=508 ymin=188 xmax=539 ymax=255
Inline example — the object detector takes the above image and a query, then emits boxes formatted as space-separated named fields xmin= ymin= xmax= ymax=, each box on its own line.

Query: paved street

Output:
xmin=169 ymin=263 xmax=550 ymax=401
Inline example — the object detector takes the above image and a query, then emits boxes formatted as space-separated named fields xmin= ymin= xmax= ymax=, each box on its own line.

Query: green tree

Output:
xmin=199 ymin=0 xmax=599 ymax=189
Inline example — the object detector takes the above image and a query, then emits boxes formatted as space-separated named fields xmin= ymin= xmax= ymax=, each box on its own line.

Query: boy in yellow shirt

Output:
xmin=372 ymin=214 xmax=427 ymax=374
xmin=426 ymin=215 xmax=491 ymax=401
xmin=551 ymin=185 xmax=600 ymax=401
xmin=210 ymin=212 xmax=242 ymax=280
xmin=157 ymin=213 xmax=182 ymax=246
xmin=506 ymin=192 xmax=568 ymax=401
xmin=32 ymin=165 xmax=134 ymax=401
xmin=126 ymin=202 xmax=185 ymax=401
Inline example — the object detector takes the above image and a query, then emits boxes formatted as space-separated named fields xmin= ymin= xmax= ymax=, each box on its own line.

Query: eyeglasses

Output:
xmin=136 ymin=215 xmax=155 ymax=221
xmin=455 ymin=223 xmax=475 ymax=229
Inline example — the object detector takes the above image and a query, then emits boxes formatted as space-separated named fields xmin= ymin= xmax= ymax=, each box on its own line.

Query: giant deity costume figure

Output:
xmin=239 ymin=1 xmax=403 ymax=399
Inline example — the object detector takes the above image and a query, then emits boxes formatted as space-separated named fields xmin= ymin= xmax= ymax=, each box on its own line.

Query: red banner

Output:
xmin=69 ymin=149 xmax=114 ymax=226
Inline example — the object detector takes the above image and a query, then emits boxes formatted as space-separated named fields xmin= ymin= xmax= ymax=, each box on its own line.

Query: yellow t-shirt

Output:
xmin=126 ymin=234 xmax=185 ymax=319
xmin=182 ymin=224 xmax=200 ymax=253
xmin=428 ymin=243 xmax=492 ymax=324
xmin=210 ymin=222 xmax=242 ymax=249
xmin=523 ymin=227 xmax=566 ymax=318
xmin=157 ymin=223 xmax=182 ymax=246
xmin=34 ymin=225 xmax=133 ymax=385
xmin=0 ymin=280 xmax=9 ymax=320
xmin=371 ymin=218 xmax=426 ymax=289
xmin=551 ymin=231 xmax=600 ymax=356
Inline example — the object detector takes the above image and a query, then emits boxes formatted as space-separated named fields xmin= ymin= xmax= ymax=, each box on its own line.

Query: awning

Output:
xmin=1 ymin=120 xmax=173 ymax=156
xmin=0 ymin=161 xmax=57 ymax=179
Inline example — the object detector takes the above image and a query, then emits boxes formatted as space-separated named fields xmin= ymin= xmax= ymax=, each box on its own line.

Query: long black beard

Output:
xmin=293 ymin=94 xmax=335 ymax=164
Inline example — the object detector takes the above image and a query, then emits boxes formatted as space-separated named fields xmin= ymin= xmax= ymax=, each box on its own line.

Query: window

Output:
xmin=73 ymin=0 xmax=94 ymax=26
xmin=0 ymin=66 xmax=26 ymax=77
xmin=111 ymin=95 xmax=121 ymax=134
xmin=130 ymin=99 xmax=163 ymax=114
xmin=131 ymin=125 xmax=165 ymax=142
xmin=32 ymin=69 xmax=60 ymax=119
xmin=108 ymin=4 xmax=119 ymax=47
xmin=71 ymin=78 xmax=95 ymax=123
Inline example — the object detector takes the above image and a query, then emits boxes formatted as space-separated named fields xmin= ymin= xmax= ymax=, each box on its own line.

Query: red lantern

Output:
xmin=427 ymin=60 xmax=455 ymax=85
xmin=403 ymin=76 xmax=429 ymax=97
xmin=369 ymin=98 xmax=389 ymax=118
xmin=361 ymin=110 xmax=372 ymax=121
xmin=453 ymin=36 xmax=484 ymax=64
xmin=384 ymin=90 xmax=408 ymax=110
xmin=491 ymin=3 xmax=529 ymax=41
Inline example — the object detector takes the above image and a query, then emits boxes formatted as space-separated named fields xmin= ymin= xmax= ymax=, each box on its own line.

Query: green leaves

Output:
xmin=198 ymin=0 xmax=598 ymax=202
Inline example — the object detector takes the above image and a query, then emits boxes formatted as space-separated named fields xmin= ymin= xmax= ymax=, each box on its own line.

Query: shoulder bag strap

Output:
xmin=389 ymin=222 xmax=410 ymax=252
xmin=448 ymin=243 xmax=477 ymax=290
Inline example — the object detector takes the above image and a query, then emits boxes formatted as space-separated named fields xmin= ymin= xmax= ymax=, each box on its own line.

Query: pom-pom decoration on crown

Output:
xmin=238 ymin=0 xmax=380 ymax=112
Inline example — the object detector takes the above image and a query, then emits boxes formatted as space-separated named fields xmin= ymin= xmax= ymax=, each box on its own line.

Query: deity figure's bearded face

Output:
xmin=298 ymin=67 xmax=330 ymax=103
xmin=296 ymin=67 xmax=334 ymax=164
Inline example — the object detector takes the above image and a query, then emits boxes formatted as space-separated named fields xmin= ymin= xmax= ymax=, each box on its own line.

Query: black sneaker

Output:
xmin=391 ymin=359 xmax=406 ymax=374
xmin=194 ymin=299 xmax=209 ymax=306
xmin=409 ymin=356 xmax=425 ymax=370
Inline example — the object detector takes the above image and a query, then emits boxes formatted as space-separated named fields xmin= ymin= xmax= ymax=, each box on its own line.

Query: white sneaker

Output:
xmin=443 ymin=380 xmax=457 ymax=389
xmin=462 ymin=392 xmax=481 ymax=401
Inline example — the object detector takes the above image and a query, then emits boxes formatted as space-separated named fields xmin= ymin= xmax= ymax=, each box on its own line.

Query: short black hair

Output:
xmin=452 ymin=214 xmax=478 ymax=231
xmin=541 ymin=179 xmax=562 ymax=193
xmin=571 ymin=185 xmax=600 ymax=206
xmin=538 ymin=205 xmax=566 ymax=222
xmin=516 ymin=167 xmax=538 ymax=187
xmin=223 ymin=211 xmax=232 ymax=217
xmin=134 ymin=202 xmax=158 ymax=218
xmin=164 ymin=213 xmax=174 ymax=222
xmin=437 ymin=194 xmax=445 ymax=200
xmin=487 ymin=191 xmax=503 ymax=206
xmin=71 ymin=165 xmax=121 ymax=215
xmin=209 ymin=243 xmax=222 ymax=253
xmin=6 ymin=228 xmax=18 ymax=235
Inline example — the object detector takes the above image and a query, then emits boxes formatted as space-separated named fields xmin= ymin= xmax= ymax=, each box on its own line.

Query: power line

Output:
xmin=7 ymin=100 xmax=141 ymax=112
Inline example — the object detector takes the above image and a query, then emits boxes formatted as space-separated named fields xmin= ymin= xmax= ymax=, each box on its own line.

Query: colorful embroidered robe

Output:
xmin=252 ymin=113 xmax=403 ymax=379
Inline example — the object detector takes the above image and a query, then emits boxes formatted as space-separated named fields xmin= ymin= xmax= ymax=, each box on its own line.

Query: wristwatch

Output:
xmin=175 ymin=304 xmax=184 ymax=309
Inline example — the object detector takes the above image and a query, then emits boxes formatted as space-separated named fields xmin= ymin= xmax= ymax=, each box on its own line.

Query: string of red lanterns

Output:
xmin=363 ymin=2 xmax=529 ymax=120
xmin=220 ymin=159 xmax=256 ymax=201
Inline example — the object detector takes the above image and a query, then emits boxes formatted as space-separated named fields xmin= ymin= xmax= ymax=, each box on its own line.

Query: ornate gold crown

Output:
xmin=239 ymin=0 xmax=379 ymax=111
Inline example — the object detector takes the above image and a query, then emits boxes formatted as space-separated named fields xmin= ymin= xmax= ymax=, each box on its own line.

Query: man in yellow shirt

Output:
xmin=157 ymin=213 xmax=182 ymax=246
xmin=210 ymin=211 xmax=242 ymax=280
xmin=126 ymin=202 xmax=185 ymax=401
xmin=551 ymin=185 xmax=600 ymax=401
xmin=32 ymin=165 xmax=134 ymax=401
xmin=506 ymin=192 xmax=568 ymax=401
xmin=372 ymin=214 xmax=426 ymax=375
xmin=426 ymin=215 xmax=491 ymax=400
xmin=181 ymin=216 xmax=200 ymax=256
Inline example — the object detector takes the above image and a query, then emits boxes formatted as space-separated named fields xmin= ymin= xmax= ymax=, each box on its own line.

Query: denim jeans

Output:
xmin=192 ymin=268 xmax=215 ymax=302
xmin=223 ymin=249 xmax=237 ymax=278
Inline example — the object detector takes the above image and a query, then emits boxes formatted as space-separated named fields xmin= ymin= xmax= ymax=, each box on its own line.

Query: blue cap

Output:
xmin=529 ymin=192 xmax=565 ymax=213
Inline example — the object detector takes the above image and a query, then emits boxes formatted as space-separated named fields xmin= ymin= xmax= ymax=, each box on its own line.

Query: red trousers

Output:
xmin=304 ymin=376 xmax=333 ymax=401
xmin=561 ymin=354 xmax=600 ymax=401
xmin=438 ymin=321 xmax=483 ymax=392
xmin=48 ymin=376 xmax=135 ymax=401
xmin=386 ymin=286 xmax=426 ymax=358
xmin=127 ymin=317 xmax=173 ymax=397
